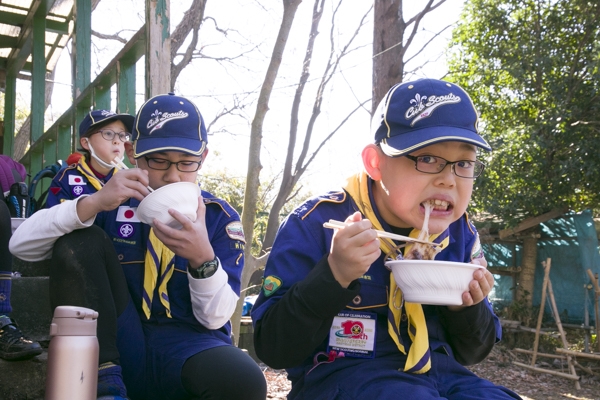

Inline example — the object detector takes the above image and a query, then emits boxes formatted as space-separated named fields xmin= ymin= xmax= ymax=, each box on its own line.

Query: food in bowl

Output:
xmin=386 ymin=259 xmax=482 ymax=306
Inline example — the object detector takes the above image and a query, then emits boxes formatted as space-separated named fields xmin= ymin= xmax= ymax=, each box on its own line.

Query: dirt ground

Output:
xmin=261 ymin=343 xmax=600 ymax=399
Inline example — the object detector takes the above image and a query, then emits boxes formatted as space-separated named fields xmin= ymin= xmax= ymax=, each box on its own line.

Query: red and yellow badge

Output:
xmin=262 ymin=275 xmax=282 ymax=297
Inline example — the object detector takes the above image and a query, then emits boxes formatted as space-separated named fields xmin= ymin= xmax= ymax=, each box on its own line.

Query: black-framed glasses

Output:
xmin=405 ymin=155 xmax=485 ymax=179
xmin=144 ymin=156 xmax=203 ymax=172
xmin=96 ymin=129 xmax=131 ymax=142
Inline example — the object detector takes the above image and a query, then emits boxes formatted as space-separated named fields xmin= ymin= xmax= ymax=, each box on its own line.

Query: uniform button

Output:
xmin=401 ymin=313 xmax=408 ymax=321
xmin=352 ymin=295 xmax=362 ymax=305
xmin=117 ymin=254 xmax=124 ymax=261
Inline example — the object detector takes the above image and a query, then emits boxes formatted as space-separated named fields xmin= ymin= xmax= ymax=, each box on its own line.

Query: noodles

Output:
xmin=404 ymin=202 xmax=442 ymax=260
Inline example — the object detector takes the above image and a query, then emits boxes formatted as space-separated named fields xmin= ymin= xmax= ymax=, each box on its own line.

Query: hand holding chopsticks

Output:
xmin=323 ymin=219 xmax=441 ymax=247
xmin=110 ymin=158 xmax=154 ymax=193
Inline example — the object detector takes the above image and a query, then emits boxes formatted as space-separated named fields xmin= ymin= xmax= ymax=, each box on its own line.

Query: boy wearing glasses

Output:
xmin=252 ymin=79 xmax=521 ymax=399
xmin=10 ymin=94 xmax=267 ymax=400
xmin=45 ymin=110 xmax=134 ymax=207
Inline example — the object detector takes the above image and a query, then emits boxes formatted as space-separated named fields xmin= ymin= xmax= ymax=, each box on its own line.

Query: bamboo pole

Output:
xmin=546 ymin=265 xmax=581 ymax=390
xmin=532 ymin=258 xmax=552 ymax=365
xmin=514 ymin=348 xmax=566 ymax=360
xmin=555 ymin=348 xmax=600 ymax=361
xmin=512 ymin=362 xmax=580 ymax=381
xmin=586 ymin=269 xmax=600 ymax=352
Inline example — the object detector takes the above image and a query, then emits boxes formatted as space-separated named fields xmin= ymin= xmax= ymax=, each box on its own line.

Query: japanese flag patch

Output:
xmin=116 ymin=206 xmax=140 ymax=223
xmin=69 ymin=175 xmax=87 ymax=185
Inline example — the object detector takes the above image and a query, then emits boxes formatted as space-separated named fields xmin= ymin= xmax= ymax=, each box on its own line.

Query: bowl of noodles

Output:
xmin=385 ymin=259 xmax=482 ymax=306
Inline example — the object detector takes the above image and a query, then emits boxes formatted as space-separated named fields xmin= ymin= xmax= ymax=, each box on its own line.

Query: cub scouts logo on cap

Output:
xmin=262 ymin=276 xmax=282 ymax=297
xmin=226 ymin=222 xmax=245 ymax=242
xmin=147 ymin=109 xmax=188 ymax=135
xmin=69 ymin=175 xmax=87 ymax=185
xmin=100 ymin=110 xmax=116 ymax=117
xmin=405 ymin=92 xmax=461 ymax=126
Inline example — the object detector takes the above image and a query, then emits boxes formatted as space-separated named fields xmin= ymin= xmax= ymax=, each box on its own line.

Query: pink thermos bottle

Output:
xmin=45 ymin=306 xmax=99 ymax=400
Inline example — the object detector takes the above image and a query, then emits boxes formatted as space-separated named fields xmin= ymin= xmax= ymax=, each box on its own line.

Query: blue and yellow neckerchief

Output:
xmin=343 ymin=172 xmax=449 ymax=373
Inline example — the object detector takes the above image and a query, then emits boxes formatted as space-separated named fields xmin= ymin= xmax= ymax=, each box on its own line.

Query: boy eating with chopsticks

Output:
xmin=45 ymin=110 xmax=134 ymax=207
xmin=252 ymin=78 xmax=521 ymax=399
xmin=10 ymin=94 xmax=266 ymax=400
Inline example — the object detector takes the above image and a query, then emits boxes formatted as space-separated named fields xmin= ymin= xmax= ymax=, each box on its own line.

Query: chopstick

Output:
xmin=323 ymin=219 xmax=441 ymax=247
xmin=110 ymin=158 xmax=154 ymax=193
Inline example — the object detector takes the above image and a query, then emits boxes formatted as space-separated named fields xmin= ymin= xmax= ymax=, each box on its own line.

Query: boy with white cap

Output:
xmin=252 ymin=78 xmax=521 ymax=399
xmin=10 ymin=94 xmax=267 ymax=400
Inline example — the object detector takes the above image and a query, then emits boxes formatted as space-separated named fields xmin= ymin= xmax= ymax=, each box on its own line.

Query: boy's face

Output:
xmin=125 ymin=144 xmax=206 ymax=190
xmin=366 ymin=141 xmax=477 ymax=234
xmin=81 ymin=120 xmax=128 ymax=167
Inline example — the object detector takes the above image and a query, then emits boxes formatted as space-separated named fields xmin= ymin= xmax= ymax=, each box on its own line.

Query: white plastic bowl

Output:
xmin=137 ymin=182 xmax=200 ymax=229
xmin=385 ymin=259 xmax=482 ymax=306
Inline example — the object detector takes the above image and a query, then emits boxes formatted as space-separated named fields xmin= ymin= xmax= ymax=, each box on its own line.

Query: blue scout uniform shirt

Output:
xmin=96 ymin=192 xmax=244 ymax=340
xmin=252 ymin=188 xmax=501 ymax=384
xmin=46 ymin=158 xmax=114 ymax=207
xmin=45 ymin=162 xmax=245 ymax=341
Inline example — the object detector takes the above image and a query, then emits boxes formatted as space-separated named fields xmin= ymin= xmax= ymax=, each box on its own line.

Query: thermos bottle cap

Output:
xmin=49 ymin=306 xmax=99 ymax=337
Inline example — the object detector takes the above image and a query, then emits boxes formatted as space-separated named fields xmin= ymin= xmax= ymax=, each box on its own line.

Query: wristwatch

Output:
xmin=188 ymin=258 xmax=219 ymax=279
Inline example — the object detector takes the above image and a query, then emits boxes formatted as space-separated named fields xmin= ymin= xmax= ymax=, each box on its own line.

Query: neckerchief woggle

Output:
xmin=343 ymin=172 xmax=449 ymax=373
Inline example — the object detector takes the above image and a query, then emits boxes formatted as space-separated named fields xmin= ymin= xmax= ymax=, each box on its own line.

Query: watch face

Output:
xmin=201 ymin=263 xmax=218 ymax=278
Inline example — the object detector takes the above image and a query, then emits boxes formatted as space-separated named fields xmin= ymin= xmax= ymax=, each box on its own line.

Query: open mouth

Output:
xmin=422 ymin=199 xmax=452 ymax=212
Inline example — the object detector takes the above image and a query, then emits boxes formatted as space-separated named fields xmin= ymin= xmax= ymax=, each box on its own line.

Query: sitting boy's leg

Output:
xmin=181 ymin=345 xmax=267 ymax=400
xmin=49 ymin=225 xmax=131 ymax=398
xmin=0 ymin=199 xmax=42 ymax=361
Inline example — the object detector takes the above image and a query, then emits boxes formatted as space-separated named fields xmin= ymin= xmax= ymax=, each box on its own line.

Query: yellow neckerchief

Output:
xmin=140 ymin=178 xmax=202 ymax=319
xmin=142 ymin=228 xmax=175 ymax=319
xmin=76 ymin=157 xmax=111 ymax=192
xmin=342 ymin=172 xmax=449 ymax=373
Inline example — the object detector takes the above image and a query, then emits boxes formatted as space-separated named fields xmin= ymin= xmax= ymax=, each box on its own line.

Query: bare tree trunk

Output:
xmin=170 ymin=0 xmax=207 ymax=88
xmin=372 ymin=0 xmax=404 ymax=114
xmin=262 ymin=1 xmax=371 ymax=251
xmin=372 ymin=0 xmax=448 ymax=114
xmin=519 ymin=232 xmax=538 ymax=324
xmin=232 ymin=0 xmax=303 ymax=345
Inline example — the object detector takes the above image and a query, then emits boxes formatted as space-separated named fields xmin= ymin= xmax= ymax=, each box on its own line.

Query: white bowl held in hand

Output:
xmin=385 ymin=259 xmax=482 ymax=306
xmin=137 ymin=182 xmax=200 ymax=229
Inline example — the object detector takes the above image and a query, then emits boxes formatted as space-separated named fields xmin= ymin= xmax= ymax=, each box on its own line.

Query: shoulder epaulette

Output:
xmin=294 ymin=190 xmax=346 ymax=220
xmin=202 ymin=192 xmax=237 ymax=219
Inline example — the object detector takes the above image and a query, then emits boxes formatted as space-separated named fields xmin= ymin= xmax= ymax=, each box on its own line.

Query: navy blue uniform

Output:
xmin=252 ymin=184 xmax=520 ymax=399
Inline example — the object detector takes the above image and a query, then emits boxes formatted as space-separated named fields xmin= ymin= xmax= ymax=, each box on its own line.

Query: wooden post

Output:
xmin=532 ymin=258 xmax=551 ymax=365
xmin=546 ymin=270 xmax=581 ymax=390
xmin=586 ymin=269 xmax=600 ymax=352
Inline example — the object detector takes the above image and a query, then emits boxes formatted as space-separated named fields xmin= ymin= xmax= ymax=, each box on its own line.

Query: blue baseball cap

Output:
xmin=78 ymin=110 xmax=134 ymax=138
xmin=371 ymin=78 xmax=491 ymax=157
xmin=132 ymin=93 xmax=207 ymax=158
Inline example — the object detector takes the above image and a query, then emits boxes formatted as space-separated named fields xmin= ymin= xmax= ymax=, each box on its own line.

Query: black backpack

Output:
xmin=28 ymin=161 xmax=66 ymax=215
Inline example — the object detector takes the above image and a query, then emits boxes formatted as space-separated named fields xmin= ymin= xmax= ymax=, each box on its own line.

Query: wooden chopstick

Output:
xmin=323 ymin=219 xmax=441 ymax=247
xmin=110 ymin=159 xmax=154 ymax=193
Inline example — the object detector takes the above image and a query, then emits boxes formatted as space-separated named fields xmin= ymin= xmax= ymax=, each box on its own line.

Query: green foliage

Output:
xmin=448 ymin=0 xmax=600 ymax=226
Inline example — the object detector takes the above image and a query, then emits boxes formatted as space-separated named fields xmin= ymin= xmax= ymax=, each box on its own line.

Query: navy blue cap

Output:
xmin=132 ymin=93 xmax=207 ymax=158
xmin=79 ymin=110 xmax=134 ymax=138
xmin=371 ymin=79 xmax=491 ymax=157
